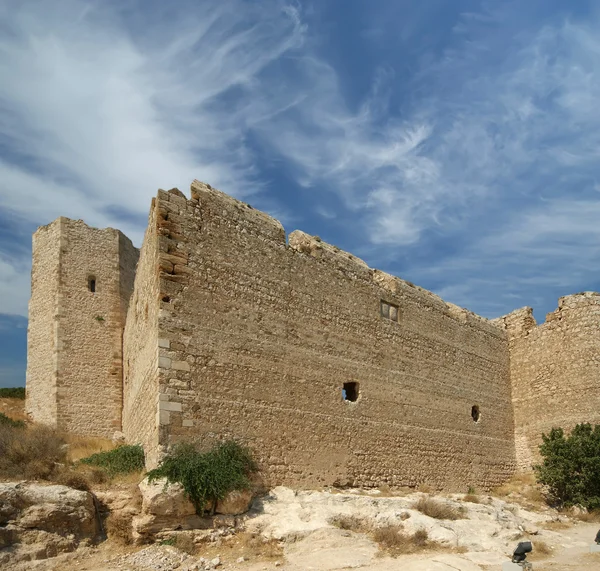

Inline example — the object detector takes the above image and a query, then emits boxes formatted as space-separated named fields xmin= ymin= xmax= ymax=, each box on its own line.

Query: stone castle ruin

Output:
xmin=25 ymin=180 xmax=600 ymax=491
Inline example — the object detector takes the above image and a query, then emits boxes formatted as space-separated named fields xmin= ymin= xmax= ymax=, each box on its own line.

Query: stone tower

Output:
xmin=26 ymin=217 xmax=138 ymax=437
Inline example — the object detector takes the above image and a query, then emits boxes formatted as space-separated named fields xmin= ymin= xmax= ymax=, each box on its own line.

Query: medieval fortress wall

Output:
xmin=493 ymin=294 xmax=600 ymax=471
xmin=25 ymin=180 xmax=600 ymax=489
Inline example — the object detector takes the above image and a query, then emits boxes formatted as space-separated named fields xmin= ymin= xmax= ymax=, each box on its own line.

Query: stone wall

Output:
xmin=122 ymin=200 xmax=162 ymax=464
xmin=26 ymin=218 xmax=138 ymax=436
xmin=495 ymin=293 xmax=600 ymax=470
xmin=26 ymin=219 xmax=62 ymax=425
xmin=142 ymin=181 xmax=515 ymax=490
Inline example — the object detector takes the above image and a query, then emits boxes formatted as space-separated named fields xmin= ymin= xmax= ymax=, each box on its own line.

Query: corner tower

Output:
xmin=26 ymin=217 xmax=138 ymax=437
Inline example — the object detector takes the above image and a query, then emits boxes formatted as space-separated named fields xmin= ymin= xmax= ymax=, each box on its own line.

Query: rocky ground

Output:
xmin=2 ymin=399 xmax=599 ymax=570
xmin=6 ymin=486 xmax=600 ymax=571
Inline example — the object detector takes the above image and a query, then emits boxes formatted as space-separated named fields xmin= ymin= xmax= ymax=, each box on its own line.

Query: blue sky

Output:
xmin=2 ymin=0 xmax=600 ymax=387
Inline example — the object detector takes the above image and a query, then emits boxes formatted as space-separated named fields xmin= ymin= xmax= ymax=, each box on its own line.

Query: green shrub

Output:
xmin=535 ymin=423 xmax=600 ymax=509
xmin=147 ymin=440 xmax=257 ymax=514
xmin=79 ymin=444 xmax=145 ymax=476
xmin=0 ymin=412 xmax=25 ymax=428
xmin=0 ymin=387 xmax=25 ymax=399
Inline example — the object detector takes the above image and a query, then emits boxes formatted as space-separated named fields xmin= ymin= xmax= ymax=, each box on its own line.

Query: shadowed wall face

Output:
xmin=122 ymin=202 xmax=162 ymax=465
xmin=144 ymin=182 xmax=515 ymax=490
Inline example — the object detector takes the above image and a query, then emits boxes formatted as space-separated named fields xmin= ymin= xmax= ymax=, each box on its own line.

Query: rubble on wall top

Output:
xmin=188 ymin=180 xmax=285 ymax=243
xmin=288 ymin=231 xmax=370 ymax=277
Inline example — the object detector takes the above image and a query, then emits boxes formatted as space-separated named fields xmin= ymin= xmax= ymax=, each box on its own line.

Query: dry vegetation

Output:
xmin=542 ymin=517 xmax=572 ymax=530
xmin=0 ymin=422 xmax=66 ymax=480
xmin=0 ymin=420 xmax=143 ymax=490
xmin=329 ymin=514 xmax=372 ymax=532
xmin=105 ymin=511 xmax=135 ymax=546
xmin=572 ymin=510 xmax=600 ymax=523
xmin=529 ymin=539 xmax=553 ymax=561
xmin=0 ymin=396 xmax=28 ymax=422
xmin=493 ymin=472 xmax=547 ymax=508
xmin=235 ymin=532 xmax=284 ymax=560
xmin=413 ymin=496 xmax=465 ymax=520
xmin=463 ymin=493 xmax=481 ymax=504
xmin=371 ymin=525 xmax=452 ymax=557
xmin=64 ymin=433 xmax=117 ymax=463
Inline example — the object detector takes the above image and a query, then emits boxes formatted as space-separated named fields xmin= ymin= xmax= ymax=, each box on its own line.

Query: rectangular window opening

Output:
xmin=88 ymin=276 xmax=96 ymax=293
xmin=343 ymin=381 xmax=359 ymax=402
xmin=380 ymin=300 xmax=398 ymax=322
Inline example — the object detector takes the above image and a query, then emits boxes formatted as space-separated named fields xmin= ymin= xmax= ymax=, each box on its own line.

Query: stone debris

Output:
xmin=112 ymin=545 xmax=222 ymax=571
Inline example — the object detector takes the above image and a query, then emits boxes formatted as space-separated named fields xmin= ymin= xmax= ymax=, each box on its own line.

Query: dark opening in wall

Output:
xmin=343 ymin=382 xmax=359 ymax=402
xmin=88 ymin=276 xmax=96 ymax=293
xmin=471 ymin=405 xmax=480 ymax=423
xmin=162 ymin=295 xmax=171 ymax=303
xmin=380 ymin=300 xmax=398 ymax=322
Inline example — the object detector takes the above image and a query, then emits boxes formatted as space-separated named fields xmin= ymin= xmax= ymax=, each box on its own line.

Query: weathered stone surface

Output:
xmin=215 ymin=489 xmax=253 ymax=515
xmin=496 ymin=292 xmax=600 ymax=470
xmin=0 ymin=482 xmax=99 ymax=565
xmin=131 ymin=478 xmax=206 ymax=542
xmin=124 ymin=181 xmax=516 ymax=489
xmin=25 ymin=177 xmax=600 ymax=489
xmin=26 ymin=218 xmax=138 ymax=437
xmin=131 ymin=478 xmax=253 ymax=542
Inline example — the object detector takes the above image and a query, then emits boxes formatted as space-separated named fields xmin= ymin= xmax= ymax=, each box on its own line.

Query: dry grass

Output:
xmin=105 ymin=511 xmax=134 ymax=546
xmin=328 ymin=514 xmax=372 ymax=532
xmin=64 ymin=434 xmax=117 ymax=463
xmin=529 ymin=539 xmax=553 ymax=561
xmin=236 ymin=532 xmax=283 ymax=560
xmin=572 ymin=510 xmax=600 ymax=523
xmin=413 ymin=496 xmax=465 ymax=520
xmin=493 ymin=472 xmax=537 ymax=496
xmin=417 ymin=483 xmax=434 ymax=493
xmin=542 ymin=517 xmax=572 ymax=530
xmin=0 ymin=423 xmax=66 ymax=480
xmin=372 ymin=525 xmax=435 ymax=556
xmin=54 ymin=469 xmax=92 ymax=491
xmin=0 ymin=397 xmax=27 ymax=422
xmin=463 ymin=493 xmax=481 ymax=504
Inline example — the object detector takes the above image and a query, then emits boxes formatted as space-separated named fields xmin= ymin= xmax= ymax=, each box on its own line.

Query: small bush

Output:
xmin=372 ymin=525 xmax=430 ymax=556
xmin=0 ymin=387 xmax=25 ymax=399
xmin=0 ymin=423 xmax=66 ymax=479
xmin=0 ymin=412 xmax=25 ymax=428
xmin=147 ymin=440 xmax=257 ymax=514
xmin=79 ymin=444 xmax=145 ymax=477
xmin=413 ymin=496 xmax=464 ymax=520
xmin=55 ymin=470 xmax=91 ymax=491
xmin=329 ymin=514 xmax=371 ymax=532
xmin=463 ymin=493 xmax=480 ymax=504
xmin=535 ymin=423 xmax=600 ymax=510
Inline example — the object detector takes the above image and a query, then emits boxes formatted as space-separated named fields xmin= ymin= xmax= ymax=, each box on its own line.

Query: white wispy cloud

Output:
xmin=2 ymin=0 xmax=600 ymax=325
xmin=0 ymin=0 xmax=305 ymax=316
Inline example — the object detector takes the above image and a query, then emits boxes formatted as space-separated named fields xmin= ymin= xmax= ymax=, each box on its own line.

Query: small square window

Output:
xmin=380 ymin=300 xmax=398 ymax=322
xmin=343 ymin=381 xmax=359 ymax=402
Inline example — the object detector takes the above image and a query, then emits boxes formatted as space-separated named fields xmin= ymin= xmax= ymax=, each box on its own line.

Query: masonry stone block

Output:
xmin=159 ymin=401 xmax=182 ymax=412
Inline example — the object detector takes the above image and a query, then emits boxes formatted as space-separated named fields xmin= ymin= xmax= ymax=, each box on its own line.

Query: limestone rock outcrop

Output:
xmin=0 ymin=482 xmax=100 ymax=565
xmin=132 ymin=478 xmax=253 ymax=543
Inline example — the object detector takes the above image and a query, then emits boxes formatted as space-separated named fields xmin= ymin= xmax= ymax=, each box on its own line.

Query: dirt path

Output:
xmin=524 ymin=522 xmax=600 ymax=571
